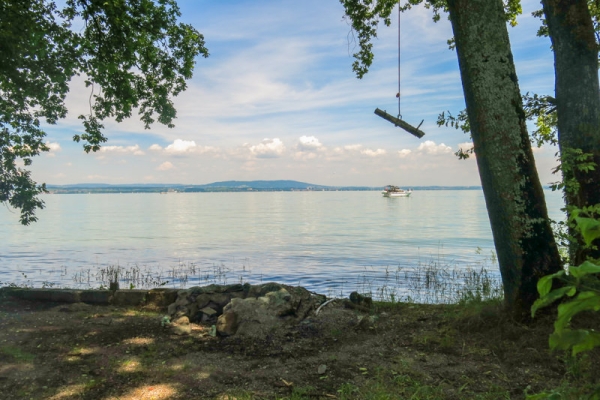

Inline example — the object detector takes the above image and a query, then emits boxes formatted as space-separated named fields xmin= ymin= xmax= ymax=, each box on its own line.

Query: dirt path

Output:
xmin=0 ymin=292 xmax=586 ymax=399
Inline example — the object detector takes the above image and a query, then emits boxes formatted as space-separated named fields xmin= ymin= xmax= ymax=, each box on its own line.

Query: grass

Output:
xmin=0 ymin=345 xmax=35 ymax=363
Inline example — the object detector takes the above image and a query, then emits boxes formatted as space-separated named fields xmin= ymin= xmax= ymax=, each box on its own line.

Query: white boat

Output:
xmin=382 ymin=185 xmax=412 ymax=197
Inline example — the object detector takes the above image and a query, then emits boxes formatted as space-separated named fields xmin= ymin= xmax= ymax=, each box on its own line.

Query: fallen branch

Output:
xmin=315 ymin=298 xmax=337 ymax=315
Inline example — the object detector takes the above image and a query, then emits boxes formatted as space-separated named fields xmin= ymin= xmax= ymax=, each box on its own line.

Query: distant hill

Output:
xmin=46 ymin=181 xmax=484 ymax=194
xmin=201 ymin=180 xmax=327 ymax=189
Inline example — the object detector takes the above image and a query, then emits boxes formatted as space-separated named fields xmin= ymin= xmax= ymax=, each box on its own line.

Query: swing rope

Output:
xmin=397 ymin=2 xmax=401 ymax=119
xmin=373 ymin=0 xmax=425 ymax=139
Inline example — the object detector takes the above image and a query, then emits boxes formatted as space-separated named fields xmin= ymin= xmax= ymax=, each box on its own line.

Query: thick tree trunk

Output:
xmin=542 ymin=0 xmax=600 ymax=264
xmin=446 ymin=0 xmax=563 ymax=317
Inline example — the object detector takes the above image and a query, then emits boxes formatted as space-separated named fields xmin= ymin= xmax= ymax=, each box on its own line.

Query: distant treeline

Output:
xmin=46 ymin=180 xmax=485 ymax=194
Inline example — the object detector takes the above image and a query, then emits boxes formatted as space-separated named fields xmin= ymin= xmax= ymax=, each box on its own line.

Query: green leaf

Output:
xmin=536 ymin=270 xmax=565 ymax=297
xmin=569 ymin=261 xmax=600 ymax=279
xmin=555 ymin=291 xmax=600 ymax=332
xmin=575 ymin=217 xmax=600 ymax=246
xmin=549 ymin=329 xmax=600 ymax=356
xmin=531 ymin=286 xmax=576 ymax=317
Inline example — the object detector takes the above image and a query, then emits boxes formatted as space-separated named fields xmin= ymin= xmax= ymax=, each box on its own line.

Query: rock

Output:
xmin=349 ymin=291 xmax=372 ymax=307
xmin=146 ymin=289 xmax=178 ymax=308
xmin=199 ymin=307 xmax=218 ymax=322
xmin=209 ymin=293 xmax=231 ymax=309
xmin=217 ymin=296 xmax=280 ymax=338
xmin=264 ymin=288 xmax=294 ymax=316
xmin=355 ymin=315 xmax=377 ymax=331
xmin=216 ymin=305 xmax=239 ymax=336
xmin=318 ymin=365 xmax=327 ymax=375
xmin=195 ymin=283 xmax=246 ymax=295
xmin=172 ymin=324 xmax=191 ymax=336
xmin=173 ymin=307 xmax=188 ymax=319
xmin=172 ymin=316 xmax=189 ymax=325
xmin=175 ymin=295 xmax=190 ymax=307
xmin=188 ymin=303 xmax=199 ymax=321
xmin=195 ymin=294 xmax=212 ymax=309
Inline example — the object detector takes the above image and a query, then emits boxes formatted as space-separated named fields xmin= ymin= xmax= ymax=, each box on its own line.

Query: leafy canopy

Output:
xmin=0 ymin=0 xmax=208 ymax=224
xmin=340 ymin=0 xmax=522 ymax=79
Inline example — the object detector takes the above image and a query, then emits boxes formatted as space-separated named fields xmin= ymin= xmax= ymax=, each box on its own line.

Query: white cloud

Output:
xmin=249 ymin=138 xmax=285 ymax=158
xmin=344 ymin=144 xmax=363 ymax=151
xmin=361 ymin=148 xmax=387 ymax=157
xmin=296 ymin=135 xmax=323 ymax=151
xmin=46 ymin=142 xmax=61 ymax=156
xmin=100 ymin=144 xmax=145 ymax=156
xmin=398 ymin=149 xmax=412 ymax=158
xmin=416 ymin=140 xmax=453 ymax=155
xmin=157 ymin=161 xmax=174 ymax=171
xmin=165 ymin=139 xmax=197 ymax=153
xmin=158 ymin=139 xmax=219 ymax=156
xmin=457 ymin=142 xmax=473 ymax=152
xmin=293 ymin=151 xmax=318 ymax=161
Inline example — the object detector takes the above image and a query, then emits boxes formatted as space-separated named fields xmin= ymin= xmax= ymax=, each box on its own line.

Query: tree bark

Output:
xmin=541 ymin=0 xmax=600 ymax=264
xmin=446 ymin=0 xmax=563 ymax=317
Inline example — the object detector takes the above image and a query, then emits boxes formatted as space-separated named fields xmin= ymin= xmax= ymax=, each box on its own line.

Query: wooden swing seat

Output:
xmin=374 ymin=108 xmax=425 ymax=138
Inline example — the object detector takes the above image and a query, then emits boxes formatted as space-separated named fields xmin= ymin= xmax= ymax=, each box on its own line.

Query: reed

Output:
xmin=7 ymin=251 xmax=502 ymax=305
xmin=353 ymin=261 xmax=503 ymax=304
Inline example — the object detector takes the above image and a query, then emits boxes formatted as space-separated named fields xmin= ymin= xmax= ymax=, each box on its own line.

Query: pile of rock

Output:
xmin=167 ymin=283 xmax=326 ymax=338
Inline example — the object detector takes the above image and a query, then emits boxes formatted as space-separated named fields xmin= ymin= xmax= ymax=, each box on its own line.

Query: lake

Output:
xmin=0 ymin=190 xmax=565 ymax=301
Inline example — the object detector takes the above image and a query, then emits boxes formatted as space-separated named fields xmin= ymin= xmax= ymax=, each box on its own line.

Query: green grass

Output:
xmin=0 ymin=345 xmax=35 ymax=363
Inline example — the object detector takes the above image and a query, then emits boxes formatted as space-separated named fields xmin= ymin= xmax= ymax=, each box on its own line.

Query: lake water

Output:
xmin=0 ymin=190 xmax=565 ymax=300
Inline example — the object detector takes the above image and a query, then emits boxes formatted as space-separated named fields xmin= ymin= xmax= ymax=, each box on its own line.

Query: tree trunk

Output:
xmin=446 ymin=0 xmax=563 ymax=317
xmin=541 ymin=0 xmax=600 ymax=264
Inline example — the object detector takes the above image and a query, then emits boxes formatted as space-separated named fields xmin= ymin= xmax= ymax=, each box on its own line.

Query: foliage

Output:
xmin=340 ymin=0 xmax=522 ymax=79
xmin=522 ymin=93 xmax=558 ymax=147
xmin=436 ymin=91 xmax=559 ymax=160
xmin=550 ymin=149 xmax=597 ymax=195
xmin=436 ymin=109 xmax=473 ymax=159
xmin=532 ymin=215 xmax=600 ymax=357
xmin=0 ymin=0 xmax=208 ymax=224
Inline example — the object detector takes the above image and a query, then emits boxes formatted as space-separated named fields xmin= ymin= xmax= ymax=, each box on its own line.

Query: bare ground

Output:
xmin=0 ymin=292 xmax=597 ymax=400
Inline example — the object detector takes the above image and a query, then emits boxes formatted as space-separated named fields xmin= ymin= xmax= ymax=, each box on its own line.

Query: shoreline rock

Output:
xmin=166 ymin=283 xmax=326 ymax=338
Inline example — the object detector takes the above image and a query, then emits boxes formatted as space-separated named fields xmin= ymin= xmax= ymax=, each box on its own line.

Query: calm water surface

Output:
xmin=0 ymin=190 xmax=565 ymax=297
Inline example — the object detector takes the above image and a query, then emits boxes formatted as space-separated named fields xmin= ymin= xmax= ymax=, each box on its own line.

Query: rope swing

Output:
xmin=374 ymin=3 xmax=425 ymax=139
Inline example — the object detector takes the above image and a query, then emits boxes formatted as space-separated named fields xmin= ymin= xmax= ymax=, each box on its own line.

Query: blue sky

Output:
xmin=35 ymin=0 xmax=559 ymax=187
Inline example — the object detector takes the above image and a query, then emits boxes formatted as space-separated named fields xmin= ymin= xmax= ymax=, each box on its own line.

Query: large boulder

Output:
xmin=216 ymin=284 xmax=324 ymax=338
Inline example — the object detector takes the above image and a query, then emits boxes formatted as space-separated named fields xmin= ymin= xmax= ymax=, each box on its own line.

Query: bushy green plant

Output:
xmin=532 ymin=213 xmax=600 ymax=356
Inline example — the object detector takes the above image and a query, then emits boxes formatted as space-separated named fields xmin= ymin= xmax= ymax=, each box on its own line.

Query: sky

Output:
xmin=34 ymin=0 xmax=560 ymax=187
